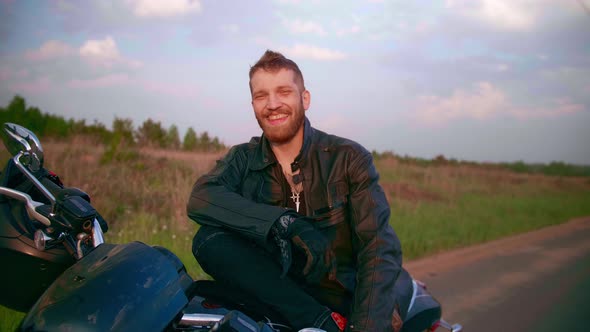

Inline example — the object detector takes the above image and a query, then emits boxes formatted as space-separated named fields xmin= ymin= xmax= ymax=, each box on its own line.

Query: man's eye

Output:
xmin=279 ymin=90 xmax=291 ymax=95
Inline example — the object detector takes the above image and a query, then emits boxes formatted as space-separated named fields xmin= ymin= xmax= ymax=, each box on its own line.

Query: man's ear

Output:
xmin=302 ymin=90 xmax=311 ymax=111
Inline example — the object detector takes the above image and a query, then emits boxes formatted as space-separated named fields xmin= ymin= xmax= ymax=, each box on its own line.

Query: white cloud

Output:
xmin=9 ymin=37 xmax=143 ymax=94
xmin=280 ymin=44 xmax=347 ymax=61
xmin=79 ymin=36 xmax=143 ymax=69
xmin=511 ymin=99 xmax=585 ymax=119
xmin=412 ymin=82 xmax=585 ymax=126
xmin=25 ymin=40 xmax=75 ymax=61
xmin=125 ymin=0 xmax=201 ymax=18
xmin=80 ymin=36 xmax=120 ymax=60
xmin=282 ymin=18 xmax=327 ymax=36
xmin=25 ymin=37 xmax=143 ymax=69
xmin=446 ymin=0 xmax=539 ymax=31
xmin=414 ymin=82 xmax=506 ymax=125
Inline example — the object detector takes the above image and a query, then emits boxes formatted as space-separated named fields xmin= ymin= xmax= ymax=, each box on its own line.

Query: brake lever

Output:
xmin=0 ymin=186 xmax=51 ymax=226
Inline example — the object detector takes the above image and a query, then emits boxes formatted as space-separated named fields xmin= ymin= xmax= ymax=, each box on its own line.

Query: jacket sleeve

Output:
xmin=186 ymin=145 xmax=287 ymax=245
xmin=346 ymin=150 xmax=402 ymax=332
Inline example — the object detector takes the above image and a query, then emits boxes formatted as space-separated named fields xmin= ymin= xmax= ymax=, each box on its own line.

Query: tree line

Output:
xmin=0 ymin=95 xmax=226 ymax=152
xmin=371 ymin=150 xmax=590 ymax=177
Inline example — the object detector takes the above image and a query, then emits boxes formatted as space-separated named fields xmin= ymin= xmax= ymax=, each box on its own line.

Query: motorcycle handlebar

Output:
xmin=39 ymin=175 xmax=65 ymax=204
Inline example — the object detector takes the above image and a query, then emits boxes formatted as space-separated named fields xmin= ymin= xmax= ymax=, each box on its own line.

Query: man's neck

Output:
xmin=270 ymin=130 xmax=303 ymax=171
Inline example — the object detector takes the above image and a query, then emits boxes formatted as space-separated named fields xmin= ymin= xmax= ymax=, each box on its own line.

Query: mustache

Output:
xmin=263 ymin=108 xmax=291 ymax=117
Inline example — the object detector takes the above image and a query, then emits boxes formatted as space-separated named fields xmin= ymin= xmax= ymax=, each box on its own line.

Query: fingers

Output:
xmin=292 ymin=236 xmax=314 ymax=275
xmin=307 ymin=249 xmax=336 ymax=284
xmin=291 ymin=234 xmax=337 ymax=285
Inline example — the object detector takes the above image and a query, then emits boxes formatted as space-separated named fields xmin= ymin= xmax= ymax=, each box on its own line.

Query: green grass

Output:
xmin=393 ymin=192 xmax=590 ymax=260
xmin=108 ymin=213 xmax=207 ymax=280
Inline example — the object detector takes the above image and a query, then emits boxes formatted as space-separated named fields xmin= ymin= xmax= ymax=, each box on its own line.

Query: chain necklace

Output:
xmin=284 ymin=170 xmax=303 ymax=213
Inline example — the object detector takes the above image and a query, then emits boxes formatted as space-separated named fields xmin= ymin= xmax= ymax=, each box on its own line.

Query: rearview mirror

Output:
xmin=2 ymin=123 xmax=44 ymax=171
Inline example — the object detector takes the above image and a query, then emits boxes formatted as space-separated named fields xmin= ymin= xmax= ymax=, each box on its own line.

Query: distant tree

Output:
xmin=183 ymin=127 xmax=198 ymax=150
xmin=8 ymin=95 xmax=26 ymax=113
xmin=1 ymin=95 xmax=69 ymax=138
xmin=166 ymin=125 xmax=181 ymax=150
xmin=2 ymin=95 xmax=33 ymax=129
xmin=434 ymin=154 xmax=447 ymax=165
xmin=22 ymin=106 xmax=45 ymax=135
xmin=136 ymin=118 xmax=166 ymax=148
xmin=112 ymin=117 xmax=135 ymax=146
xmin=211 ymin=137 xmax=221 ymax=151
xmin=0 ymin=94 xmax=228 ymax=152
xmin=84 ymin=120 xmax=112 ymax=143
xmin=199 ymin=131 xmax=211 ymax=150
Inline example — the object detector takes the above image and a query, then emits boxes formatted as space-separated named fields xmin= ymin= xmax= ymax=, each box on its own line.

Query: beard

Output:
xmin=256 ymin=100 xmax=305 ymax=145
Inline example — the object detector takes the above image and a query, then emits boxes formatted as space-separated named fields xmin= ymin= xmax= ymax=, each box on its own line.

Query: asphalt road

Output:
xmin=404 ymin=217 xmax=590 ymax=332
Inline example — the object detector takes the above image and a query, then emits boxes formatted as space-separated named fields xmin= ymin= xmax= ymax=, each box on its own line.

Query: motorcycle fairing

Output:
xmin=21 ymin=241 xmax=190 ymax=331
xmin=0 ymin=190 xmax=75 ymax=312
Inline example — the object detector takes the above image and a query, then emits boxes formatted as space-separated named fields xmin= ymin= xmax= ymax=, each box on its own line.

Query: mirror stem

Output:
xmin=13 ymin=152 xmax=56 ymax=207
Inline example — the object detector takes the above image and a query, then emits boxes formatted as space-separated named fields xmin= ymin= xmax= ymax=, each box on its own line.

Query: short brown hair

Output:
xmin=249 ymin=50 xmax=305 ymax=92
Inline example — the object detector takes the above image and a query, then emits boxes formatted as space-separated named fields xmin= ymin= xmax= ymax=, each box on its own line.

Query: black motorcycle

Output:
xmin=0 ymin=122 xmax=461 ymax=332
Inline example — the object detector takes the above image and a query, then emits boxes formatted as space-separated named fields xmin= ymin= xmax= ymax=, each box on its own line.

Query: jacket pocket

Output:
xmin=313 ymin=205 xmax=346 ymax=229
xmin=312 ymin=181 xmax=349 ymax=228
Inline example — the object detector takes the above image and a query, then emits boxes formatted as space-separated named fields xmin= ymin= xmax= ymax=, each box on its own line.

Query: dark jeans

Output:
xmin=192 ymin=225 xmax=336 ymax=330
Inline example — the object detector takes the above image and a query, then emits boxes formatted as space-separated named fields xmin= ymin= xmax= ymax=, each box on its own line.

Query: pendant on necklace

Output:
xmin=290 ymin=189 xmax=300 ymax=212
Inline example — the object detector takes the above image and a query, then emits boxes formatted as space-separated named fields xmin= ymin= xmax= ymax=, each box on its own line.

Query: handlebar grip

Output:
xmin=39 ymin=175 xmax=63 ymax=203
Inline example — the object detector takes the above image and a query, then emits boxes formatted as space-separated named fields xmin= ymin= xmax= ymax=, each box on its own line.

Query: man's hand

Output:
xmin=273 ymin=233 xmax=293 ymax=278
xmin=289 ymin=219 xmax=337 ymax=284
xmin=272 ymin=213 xmax=336 ymax=284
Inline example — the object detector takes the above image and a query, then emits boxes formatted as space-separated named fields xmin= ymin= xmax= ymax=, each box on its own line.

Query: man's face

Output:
xmin=250 ymin=68 xmax=310 ymax=145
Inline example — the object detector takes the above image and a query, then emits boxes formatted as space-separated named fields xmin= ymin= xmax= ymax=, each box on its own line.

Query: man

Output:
xmin=187 ymin=50 xmax=406 ymax=331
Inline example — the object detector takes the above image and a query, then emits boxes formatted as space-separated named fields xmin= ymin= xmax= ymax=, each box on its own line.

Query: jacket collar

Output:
xmin=249 ymin=117 xmax=312 ymax=171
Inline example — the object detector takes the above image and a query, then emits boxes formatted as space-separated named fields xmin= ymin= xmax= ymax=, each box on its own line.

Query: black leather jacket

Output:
xmin=187 ymin=118 xmax=402 ymax=331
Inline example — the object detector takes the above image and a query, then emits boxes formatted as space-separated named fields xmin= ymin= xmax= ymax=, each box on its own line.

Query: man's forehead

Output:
xmin=251 ymin=68 xmax=297 ymax=86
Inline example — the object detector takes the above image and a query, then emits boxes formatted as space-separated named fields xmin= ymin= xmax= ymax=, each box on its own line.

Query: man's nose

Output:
xmin=267 ymin=93 xmax=281 ymax=110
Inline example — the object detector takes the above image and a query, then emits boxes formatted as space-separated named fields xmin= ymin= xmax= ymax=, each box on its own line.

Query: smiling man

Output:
xmin=187 ymin=50 xmax=405 ymax=331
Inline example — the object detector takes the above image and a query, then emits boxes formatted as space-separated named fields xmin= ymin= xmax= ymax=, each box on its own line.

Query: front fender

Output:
xmin=21 ymin=242 xmax=190 ymax=331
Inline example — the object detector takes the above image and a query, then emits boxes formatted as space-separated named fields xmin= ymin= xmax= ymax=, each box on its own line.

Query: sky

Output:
xmin=1 ymin=0 xmax=589 ymax=165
